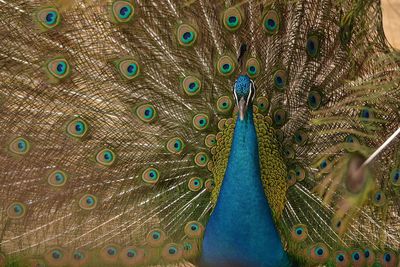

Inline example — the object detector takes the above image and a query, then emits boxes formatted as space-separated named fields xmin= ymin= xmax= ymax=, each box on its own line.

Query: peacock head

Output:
xmin=233 ymin=74 xmax=255 ymax=121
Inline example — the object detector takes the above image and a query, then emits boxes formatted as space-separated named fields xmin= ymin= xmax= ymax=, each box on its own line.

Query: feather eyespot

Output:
xmin=48 ymin=170 xmax=67 ymax=187
xmin=45 ymin=248 xmax=66 ymax=265
xmin=177 ymin=24 xmax=197 ymax=47
xmin=46 ymin=58 xmax=71 ymax=80
xmin=372 ymin=190 xmax=386 ymax=206
xmin=308 ymin=243 xmax=329 ymax=263
xmin=273 ymin=69 xmax=287 ymax=91
xmin=350 ymin=249 xmax=366 ymax=266
xmin=182 ymin=76 xmax=202 ymax=96
xmin=184 ymin=221 xmax=204 ymax=238
xmin=142 ymin=167 xmax=160 ymax=185
xmin=7 ymin=202 xmax=26 ymax=219
xmin=263 ymin=10 xmax=280 ymax=34
xmin=120 ymin=246 xmax=145 ymax=265
xmin=192 ymin=114 xmax=209 ymax=131
xmin=307 ymin=90 xmax=322 ymax=110
xmin=217 ymin=55 xmax=236 ymax=76
xmin=291 ymin=224 xmax=308 ymax=242
xmin=162 ymin=243 xmax=183 ymax=261
xmin=204 ymin=134 xmax=216 ymax=148
xmin=246 ymin=58 xmax=261 ymax=78
xmin=146 ymin=229 xmax=166 ymax=247
xmin=306 ymin=34 xmax=321 ymax=58
xmin=95 ymin=148 xmax=116 ymax=167
xmin=118 ymin=59 xmax=140 ymax=80
xmin=216 ymin=96 xmax=233 ymax=113
xmin=287 ymin=170 xmax=297 ymax=186
xmin=36 ymin=7 xmax=61 ymax=29
xmin=9 ymin=137 xmax=30 ymax=155
xmin=272 ymin=108 xmax=288 ymax=127
xmin=66 ymin=117 xmax=89 ymax=139
xmin=334 ymin=251 xmax=350 ymax=267
xmin=79 ymin=194 xmax=97 ymax=210
xmin=188 ymin=177 xmax=203 ymax=192
xmin=112 ymin=1 xmax=135 ymax=23
xmin=100 ymin=245 xmax=120 ymax=263
xmin=166 ymin=137 xmax=185 ymax=154
xmin=359 ymin=107 xmax=374 ymax=124
xmin=194 ymin=152 xmax=209 ymax=167
xmin=71 ymin=250 xmax=89 ymax=264
xmin=390 ymin=169 xmax=400 ymax=186
xmin=222 ymin=7 xmax=242 ymax=31
xmin=134 ymin=103 xmax=157 ymax=123
xmin=205 ymin=179 xmax=215 ymax=192
xmin=380 ymin=251 xmax=397 ymax=267
xmin=256 ymin=97 xmax=269 ymax=113
xmin=293 ymin=129 xmax=308 ymax=146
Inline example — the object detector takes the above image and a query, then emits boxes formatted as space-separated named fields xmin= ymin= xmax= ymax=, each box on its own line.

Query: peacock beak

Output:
xmin=238 ymin=97 xmax=247 ymax=121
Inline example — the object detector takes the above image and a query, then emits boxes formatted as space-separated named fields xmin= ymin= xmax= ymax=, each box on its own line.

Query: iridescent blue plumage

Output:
xmin=201 ymin=76 xmax=291 ymax=267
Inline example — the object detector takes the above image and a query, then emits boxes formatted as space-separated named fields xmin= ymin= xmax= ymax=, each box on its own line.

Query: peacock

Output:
xmin=0 ymin=0 xmax=399 ymax=266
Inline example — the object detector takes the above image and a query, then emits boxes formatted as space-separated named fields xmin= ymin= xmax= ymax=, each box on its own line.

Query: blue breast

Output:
xmin=201 ymin=109 xmax=291 ymax=267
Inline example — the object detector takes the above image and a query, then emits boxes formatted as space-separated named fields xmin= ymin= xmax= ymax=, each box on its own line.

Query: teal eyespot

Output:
xmin=51 ymin=249 xmax=63 ymax=260
xmin=263 ymin=10 xmax=280 ymax=34
xmin=246 ymin=58 xmax=261 ymax=78
xmin=317 ymin=158 xmax=332 ymax=173
xmin=194 ymin=152 xmax=209 ymax=167
xmin=111 ymin=1 xmax=135 ymax=23
xmin=359 ymin=107 xmax=374 ymax=124
xmin=216 ymin=96 xmax=233 ymax=113
xmin=134 ymin=103 xmax=157 ymax=123
xmin=146 ymin=229 xmax=166 ymax=247
xmin=217 ymin=55 xmax=236 ymax=76
xmin=334 ymin=251 xmax=349 ymax=266
xmin=166 ymin=137 xmax=185 ymax=154
xmin=48 ymin=170 xmax=68 ymax=187
xmin=256 ymin=96 xmax=269 ymax=113
xmin=293 ymin=129 xmax=308 ymax=146
xmin=188 ymin=177 xmax=203 ymax=191
xmin=372 ymin=190 xmax=385 ymax=206
xmin=291 ymin=224 xmax=308 ymax=242
xmin=7 ymin=202 xmax=26 ymax=219
xmin=177 ymin=24 xmax=197 ymax=47
xmin=66 ymin=117 xmax=89 ymax=139
xmin=192 ymin=113 xmax=209 ymax=131
xmin=222 ymin=7 xmax=242 ymax=31
xmin=118 ymin=59 xmax=140 ymax=80
xmin=182 ymin=76 xmax=202 ymax=96
xmin=72 ymin=250 xmax=86 ymax=261
xmin=309 ymin=243 xmax=329 ymax=263
xmin=46 ymin=58 xmax=71 ymax=80
xmin=79 ymin=194 xmax=97 ymax=210
xmin=390 ymin=169 xmax=400 ymax=186
xmin=36 ymin=7 xmax=61 ymax=29
xmin=162 ymin=243 xmax=182 ymax=261
xmin=184 ymin=221 xmax=204 ymax=238
xmin=96 ymin=148 xmax=116 ymax=166
xmin=306 ymin=34 xmax=321 ymax=58
xmin=142 ymin=167 xmax=160 ymax=184
xmin=307 ymin=90 xmax=322 ymax=110
xmin=273 ymin=69 xmax=287 ymax=91
xmin=9 ymin=137 xmax=30 ymax=155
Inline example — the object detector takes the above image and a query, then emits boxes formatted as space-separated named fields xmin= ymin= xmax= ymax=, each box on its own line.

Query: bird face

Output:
xmin=233 ymin=75 xmax=255 ymax=120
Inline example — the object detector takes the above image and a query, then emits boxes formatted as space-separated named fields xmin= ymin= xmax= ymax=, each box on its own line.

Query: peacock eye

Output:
xmin=217 ymin=55 xmax=236 ymax=76
xmin=182 ymin=76 xmax=202 ymax=96
xmin=166 ymin=137 xmax=185 ymax=154
xmin=390 ymin=169 xmax=400 ymax=186
xmin=309 ymin=243 xmax=330 ymax=264
xmin=245 ymin=57 xmax=261 ymax=78
xmin=142 ymin=167 xmax=160 ymax=185
xmin=372 ymin=190 xmax=385 ymax=206
xmin=112 ymin=1 xmax=135 ymax=23
xmin=48 ymin=170 xmax=68 ymax=187
xmin=291 ymin=224 xmax=308 ymax=242
xmin=272 ymin=108 xmax=288 ymax=127
xmin=255 ymin=96 xmax=269 ymax=113
xmin=359 ymin=106 xmax=374 ymax=124
xmin=273 ymin=69 xmax=287 ymax=91
xmin=307 ymin=90 xmax=322 ymax=110
xmin=96 ymin=148 xmax=116 ymax=166
xmin=79 ymin=194 xmax=97 ymax=210
xmin=192 ymin=113 xmax=209 ymax=131
xmin=66 ymin=117 xmax=89 ymax=138
xmin=9 ymin=137 xmax=30 ymax=155
xmin=36 ymin=8 xmax=61 ymax=29
xmin=177 ymin=24 xmax=197 ymax=46
xmin=146 ymin=229 xmax=166 ymax=247
xmin=293 ymin=129 xmax=308 ymax=146
xmin=46 ymin=58 xmax=71 ymax=80
xmin=306 ymin=34 xmax=321 ymax=58
xmin=216 ymin=96 xmax=233 ymax=113
xmin=194 ymin=152 xmax=209 ymax=167
xmin=184 ymin=221 xmax=204 ymax=238
xmin=118 ymin=59 xmax=140 ymax=80
xmin=204 ymin=134 xmax=216 ymax=148
xmin=73 ymin=250 xmax=85 ymax=261
xmin=334 ymin=251 xmax=349 ymax=266
xmin=7 ymin=202 xmax=26 ymax=219
xmin=223 ymin=7 xmax=242 ymax=31
xmin=263 ymin=10 xmax=280 ymax=34
xmin=134 ymin=103 xmax=157 ymax=123
xmin=188 ymin=177 xmax=203 ymax=191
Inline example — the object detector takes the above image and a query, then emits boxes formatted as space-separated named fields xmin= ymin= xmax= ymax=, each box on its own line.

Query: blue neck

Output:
xmin=201 ymin=109 xmax=291 ymax=267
